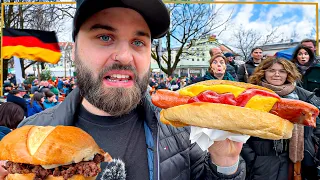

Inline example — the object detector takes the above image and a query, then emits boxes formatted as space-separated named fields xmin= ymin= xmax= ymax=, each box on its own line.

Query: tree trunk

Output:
xmin=3 ymin=60 xmax=9 ymax=82
xmin=41 ymin=62 xmax=45 ymax=70
xmin=37 ymin=62 xmax=41 ymax=81
xmin=167 ymin=68 xmax=174 ymax=77
xmin=20 ymin=59 xmax=25 ymax=78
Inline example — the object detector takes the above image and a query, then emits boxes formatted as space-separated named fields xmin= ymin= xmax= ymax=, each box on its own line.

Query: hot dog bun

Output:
xmin=160 ymin=102 xmax=294 ymax=140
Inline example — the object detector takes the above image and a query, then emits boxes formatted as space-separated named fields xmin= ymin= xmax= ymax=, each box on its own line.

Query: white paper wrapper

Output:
xmin=190 ymin=126 xmax=250 ymax=151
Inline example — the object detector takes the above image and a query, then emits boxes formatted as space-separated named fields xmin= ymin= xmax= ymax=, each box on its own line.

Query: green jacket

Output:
xmin=203 ymin=71 xmax=235 ymax=81
xmin=50 ymin=87 xmax=59 ymax=96
xmin=299 ymin=63 xmax=320 ymax=96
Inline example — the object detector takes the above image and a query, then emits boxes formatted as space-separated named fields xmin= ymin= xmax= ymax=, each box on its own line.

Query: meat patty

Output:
xmin=2 ymin=154 xmax=105 ymax=180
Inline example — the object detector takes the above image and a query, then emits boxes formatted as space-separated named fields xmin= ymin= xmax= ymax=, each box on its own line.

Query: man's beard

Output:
xmin=74 ymin=54 xmax=149 ymax=117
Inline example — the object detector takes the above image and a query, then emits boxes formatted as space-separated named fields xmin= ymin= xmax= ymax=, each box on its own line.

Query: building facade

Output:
xmin=151 ymin=35 xmax=235 ymax=77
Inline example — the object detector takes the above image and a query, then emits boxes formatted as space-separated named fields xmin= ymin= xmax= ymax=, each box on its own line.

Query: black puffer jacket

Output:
xmin=241 ymin=86 xmax=319 ymax=180
xmin=237 ymin=58 xmax=258 ymax=82
xmin=18 ymin=88 xmax=246 ymax=180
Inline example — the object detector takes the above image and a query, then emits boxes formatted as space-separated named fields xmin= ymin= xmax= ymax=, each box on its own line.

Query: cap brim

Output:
xmin=73 ymin=0 xmax=170 ymax=39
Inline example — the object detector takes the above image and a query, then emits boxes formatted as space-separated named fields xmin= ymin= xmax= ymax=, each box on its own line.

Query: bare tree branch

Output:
xmin=151 ymin=4 xmax=233 ymax=76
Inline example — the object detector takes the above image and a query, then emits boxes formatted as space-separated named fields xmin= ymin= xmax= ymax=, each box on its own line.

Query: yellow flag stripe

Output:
xmin=3 ymin=45 xmax=61 ymax=64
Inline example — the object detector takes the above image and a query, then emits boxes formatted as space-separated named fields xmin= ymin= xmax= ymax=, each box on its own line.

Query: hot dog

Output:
xmin=151 ymin=80 xmax=319 ymax=140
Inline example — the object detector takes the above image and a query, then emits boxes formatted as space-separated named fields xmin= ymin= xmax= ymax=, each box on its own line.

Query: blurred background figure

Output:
xmin=203 ymin=54 xmax=235 ymax=81
xmin=292 ymin=45 xmax=320 ymax=97
xmin=27 ymin=92 xmax=45 ymax=117
xmin=43 ymin=91 xmax=59 ymax=109
xmin=30 ymin=79 xmax=39 ymax=94
xmin=3 ymin=80 xmax=13 ymax=96
xmin=0 ymin=102 xmax=25 ymax=140
xmin=224 ymin=52 xmax=238 ymax=81
xmin=209 ymin=47 xmax=222 ymax=57
xmin=237 ymin=47 xmax=263 ymax=82
xmin=6 ymin=89 xmax=27 ymax=117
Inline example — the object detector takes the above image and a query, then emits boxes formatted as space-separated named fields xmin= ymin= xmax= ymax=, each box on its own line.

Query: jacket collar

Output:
xmin=53 ymin=88 xmax=159 ymax=130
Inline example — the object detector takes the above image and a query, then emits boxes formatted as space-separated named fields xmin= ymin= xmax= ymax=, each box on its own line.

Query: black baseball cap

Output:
xmin=73 ymin=0 xmax=170 ymax=40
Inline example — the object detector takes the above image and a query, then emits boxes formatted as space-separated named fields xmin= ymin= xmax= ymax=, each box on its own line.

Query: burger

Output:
xmin=0 ymin=125 xmax=112 ymax=180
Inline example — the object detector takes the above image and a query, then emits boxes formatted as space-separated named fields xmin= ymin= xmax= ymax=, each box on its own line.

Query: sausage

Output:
xmin=151 ymin=89 xmax=190 ymax=109
xmin=270 ymin=98 xmax=318 ymax=127
xmin=152 ymin=89 xmax=319 ymax=127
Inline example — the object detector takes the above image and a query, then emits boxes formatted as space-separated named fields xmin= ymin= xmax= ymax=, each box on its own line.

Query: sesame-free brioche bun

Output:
xmin=0 ymin=125 xmax=106 ymax=165
xmin=5 ymin=174 xmax=96 ymax=180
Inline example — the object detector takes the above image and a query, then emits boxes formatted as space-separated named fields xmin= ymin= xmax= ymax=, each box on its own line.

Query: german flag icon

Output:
xmin=2 ymin=28 xmax=61 ymax=64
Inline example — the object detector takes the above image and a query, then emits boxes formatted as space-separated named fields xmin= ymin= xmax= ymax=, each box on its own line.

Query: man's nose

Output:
xmin=113 ymin=42 xmax=133 ymax=65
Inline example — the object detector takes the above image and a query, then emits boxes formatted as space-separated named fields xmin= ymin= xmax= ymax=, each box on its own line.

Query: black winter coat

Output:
xmin=18 ymin=88 xmax=246 ymax=180
xmin=237 ymin=58 xmax=258 ymax=82
xmin=241 ymin=86 xmax=320 ymax=180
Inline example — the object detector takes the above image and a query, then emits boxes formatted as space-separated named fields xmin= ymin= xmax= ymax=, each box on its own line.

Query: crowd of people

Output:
xmin=1 ymin=76 xmax=78 ymax=125
xmin=0 ymin=0 xmax=320 ymax=179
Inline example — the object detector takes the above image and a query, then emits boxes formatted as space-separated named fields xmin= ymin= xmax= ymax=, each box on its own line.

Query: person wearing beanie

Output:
xmin=224 ymin=52 xmax=238 ymax=81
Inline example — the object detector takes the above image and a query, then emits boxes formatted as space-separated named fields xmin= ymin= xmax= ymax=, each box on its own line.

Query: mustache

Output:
xmin=99 ymin=63 xmax=138 ymax=81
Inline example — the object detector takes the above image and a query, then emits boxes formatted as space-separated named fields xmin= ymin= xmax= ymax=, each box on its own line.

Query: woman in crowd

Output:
xmin=292 ymin=45 xmax=320 ymax=96
xmin=0 ymin=102 xmax=25 ymax=140
xmin=43 ymin=91 xmax=59 ymax=109
xmin=203 ymin=54 xmax=235 ymax=81
xmin=27 ymin=92 xmax=45 ymax=117
xmin=241 ymin=57 xmax=320 ymax=180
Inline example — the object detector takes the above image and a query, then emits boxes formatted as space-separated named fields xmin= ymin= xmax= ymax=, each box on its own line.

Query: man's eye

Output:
xmin=99 ymin=35 xmax=111 ymax=42
xmin=132 ymin=40 xmax=144 ymax=47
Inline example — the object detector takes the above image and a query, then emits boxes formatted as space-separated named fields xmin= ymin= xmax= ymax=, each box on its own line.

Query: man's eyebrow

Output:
xmin=90 ymin=24 xmax=116 ymax=32
xmin=136 ymin=31 xmax=151 ymax=39
xmin=90 ymin=24 xmax=150 ymax=39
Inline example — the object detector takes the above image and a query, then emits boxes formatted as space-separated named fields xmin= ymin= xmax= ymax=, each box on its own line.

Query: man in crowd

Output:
xmin=0 ymin=0 xmax=245 ymax=179
xmin=7 ymin=73 xmax=16 ymax=86
xmin=237 ymin=47 xmax=263 ymax=82
xmin=224 ymin=52 xmax=238 ymax=81
xmin=6 ymin=88 xmax=27 ymax=117
xmin=209 ymin=47 xmax=222 ymax=57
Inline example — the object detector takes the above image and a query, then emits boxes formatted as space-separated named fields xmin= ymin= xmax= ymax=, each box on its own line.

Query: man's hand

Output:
xmin=208 ymin=139 xmax=243 ymax=167
xmin=0 ymin=161 xmax=8 ymax=180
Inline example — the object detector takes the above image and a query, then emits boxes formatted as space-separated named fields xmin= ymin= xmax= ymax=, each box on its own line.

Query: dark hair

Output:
xmin=292 ymin=45 xmax=315 ymax=66
xmin=301 ymin=38 xmax=316 ymax=47
xmin=30 ymin=92 xmax=45 ymax=109
xmin=9 ymin=89 xmax=19 ymax=95
xmin=45 ymin=91 xmax=55 ymax=98
xmin=0 ymin=102 xmax=24 ymax=129
xmin=249 ymin=57 xmax=301 ymax=85
xmin=251 ymin=47 xmax=263 ymax=53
